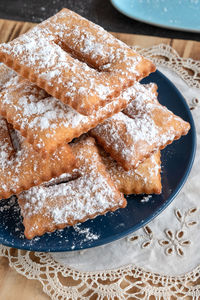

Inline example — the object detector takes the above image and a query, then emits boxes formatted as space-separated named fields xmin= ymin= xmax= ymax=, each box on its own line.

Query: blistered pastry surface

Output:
xmin=91 ymin=83 xmax=190 ymax=170
xmin=0 ymin=116 xmax=75 ymax=200
xmin=18 ymin=137 xmax=126 ymax=239
xmin=0 ymin=9 xmax=155 ymax=114
xmin=0 ymin=65 xmax=135 ymax=153
xmin=100 ymin=147 xmax=162 ymax=195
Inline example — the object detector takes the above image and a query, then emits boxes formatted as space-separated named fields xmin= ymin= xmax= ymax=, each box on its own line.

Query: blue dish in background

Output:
xmin=0 ymin=70 xmax=196 ymax=252
xmin=111 ymin=0 xmax=200 ymax=32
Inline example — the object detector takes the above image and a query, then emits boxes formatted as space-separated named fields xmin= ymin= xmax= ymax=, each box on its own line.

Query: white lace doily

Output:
xmin=0 ymin=44 xmax=200 ymax=300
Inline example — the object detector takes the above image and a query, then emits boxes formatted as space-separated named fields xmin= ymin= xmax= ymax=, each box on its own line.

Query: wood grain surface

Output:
xmin=0 ymin=18 xmax=199 ymax=300
xmin=0 ymin=18 xmax=200 ymax=60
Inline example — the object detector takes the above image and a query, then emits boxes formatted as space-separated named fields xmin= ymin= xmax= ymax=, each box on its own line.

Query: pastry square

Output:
xmin=91 ymin=83 xmax=190 ymax=170
xmin=0 ymin=8 xmax=155 ymax=115
xmin=0 ymin=117 xmax=75 ymax=200
xmin=0 ymin=64 xmax=137 ymax=154
xmin=18 ymin=137 xmax=126 ymax=239
xmin=99 ymin=147 xmax=162 ymax=195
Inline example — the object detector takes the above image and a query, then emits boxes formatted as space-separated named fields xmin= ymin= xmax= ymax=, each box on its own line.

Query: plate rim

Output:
xmin=110 ymin=0 xmax=200 ymax=33
xmin=0 ymin=70 xmax=197 ymax=252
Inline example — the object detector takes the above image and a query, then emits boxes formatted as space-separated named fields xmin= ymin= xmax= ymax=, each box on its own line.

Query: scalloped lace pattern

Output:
xmin=0 ymin=44 xmax=200 ymax=300
xmin=0 ymin=246 xmax=200 ymax=299
xmin=133 ymin=43 xmax=200 ymax=89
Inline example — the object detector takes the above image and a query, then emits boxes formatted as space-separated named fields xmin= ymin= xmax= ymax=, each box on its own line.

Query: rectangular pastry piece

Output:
xmin=0 ymin=117 xmax=75 ymax=200
xmin=0 ymin=8 xmax=155 ymax=115
xmin=91 ymin=83 xmax=190 ymax=170
xmin=18 ymin=137 xmax=126 ymax=239
xmin=99 ymin=147 xmax=162 ymax=195
xmin=0 ymin=64 xmax=136 ymax=154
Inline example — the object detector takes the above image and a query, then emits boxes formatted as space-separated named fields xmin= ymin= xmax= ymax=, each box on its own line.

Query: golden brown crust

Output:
xmin=0 ymin=64 xmax=133 ymax=155
xmin=18 ymin=137 xmax=126 ymax=239
xmin=91 ymin=83 xmax=190 ymax=170
xmin=99 ymin=147 xmax=162 ymax=195
xmin=0 ymin=117 xmax=76 ymax=200
xmin=0 ymin=8 xmax=155 ymax=115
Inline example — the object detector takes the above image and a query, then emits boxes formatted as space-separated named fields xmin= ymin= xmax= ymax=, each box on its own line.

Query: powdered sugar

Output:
xmin=0 ymin=121 xmax=34 ymax=194
xmin=22 ymin=172 xmax=120 ymax=223
xmin=141 ymin=195 xmax=152 ymax=202
xmin=0 ymin=116 xmax=74 ymax=199
xmin=0 ymin=117 xmax=14 ymax=171
xmin=0 ymin=25 xmax=115 ymax=107
xmin=18 ymin=138 xmax=126 ymax=237
xmin=0 ymin=65 xmax=134 ymax=152
xmin=100 ymin=148 xmax=161 ymax=194
xmin=0 ymin=9 xmax=154 ymax=114
xmin=48 ymin=9 xmax=143 ymax=77
xmin=0 ymin=196 xmax=17 ymax=213
xmin=91 ymin=83 xmax=190 ymax=169
xmin=73 ymin=224 xmax=100 ymax=241
xmin=0 ymin=63 xmax=17 ymax=90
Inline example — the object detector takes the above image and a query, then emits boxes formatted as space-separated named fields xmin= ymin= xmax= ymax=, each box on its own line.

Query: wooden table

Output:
xmin=1 ymin=0 xmax=200 ymax=42
xmin=0 ymin=18 xmax=199 ymax=300
xmin=0 ymin=19 xmax=200 ymax=60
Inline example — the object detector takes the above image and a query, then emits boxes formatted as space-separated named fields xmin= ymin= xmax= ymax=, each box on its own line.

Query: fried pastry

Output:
xmin=0 ymin=64 xmax=137 ymax=154
xmin=99 ymin=147 xmax=162 ymax=194
xmin=18 ymin=137 xmax=126 ymax=239
xmin=91 ymin=83 xmax=190 ymax=170
xmin=0 ymin=63 xmax=16 ymax=91
xmin=0 ymin=9 xmax=155 ymax=115
xmin=0 ymin=117 xmax=75 ymax=200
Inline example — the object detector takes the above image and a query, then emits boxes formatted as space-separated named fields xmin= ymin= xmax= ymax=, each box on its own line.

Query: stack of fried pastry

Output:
xmin=0 ymin=9 xmax=190 ymax=239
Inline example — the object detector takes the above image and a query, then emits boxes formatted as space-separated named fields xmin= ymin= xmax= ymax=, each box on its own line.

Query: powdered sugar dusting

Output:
xmin=0 ymin=9 xmax=152 ymax=113
xmin=18 ymin=138 xmax=126 ymax=238
xmin=100 ymin=148 xmax=161 ymax=194
xmin=0 ymin=196 xmax=17 ymax=213
xmin=48 ymin=9 xmax=143 ymax=76
xmin=0 ymin=63 xmax=17 ymax=91
xmin=141 ymin=195 xmax=152 ymax=202
xmin=91 ymin=83 xmax=190 ymax=168
xmin=73 ymin=224 xmax=99 ymax=241
xmin=0 ymin=118 xmax=13 ymax=171
xmin=0 ymin=65 xmax=135 ymax=152
xmin=0 ymin=116 xmax=73 ymax=199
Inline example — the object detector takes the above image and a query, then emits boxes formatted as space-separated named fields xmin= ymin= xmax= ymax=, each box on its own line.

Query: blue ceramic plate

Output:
xmin=111 ymin=0 xmax=200 ymax=32
xmin=0 ymin=71 xmax=196 ymax=252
